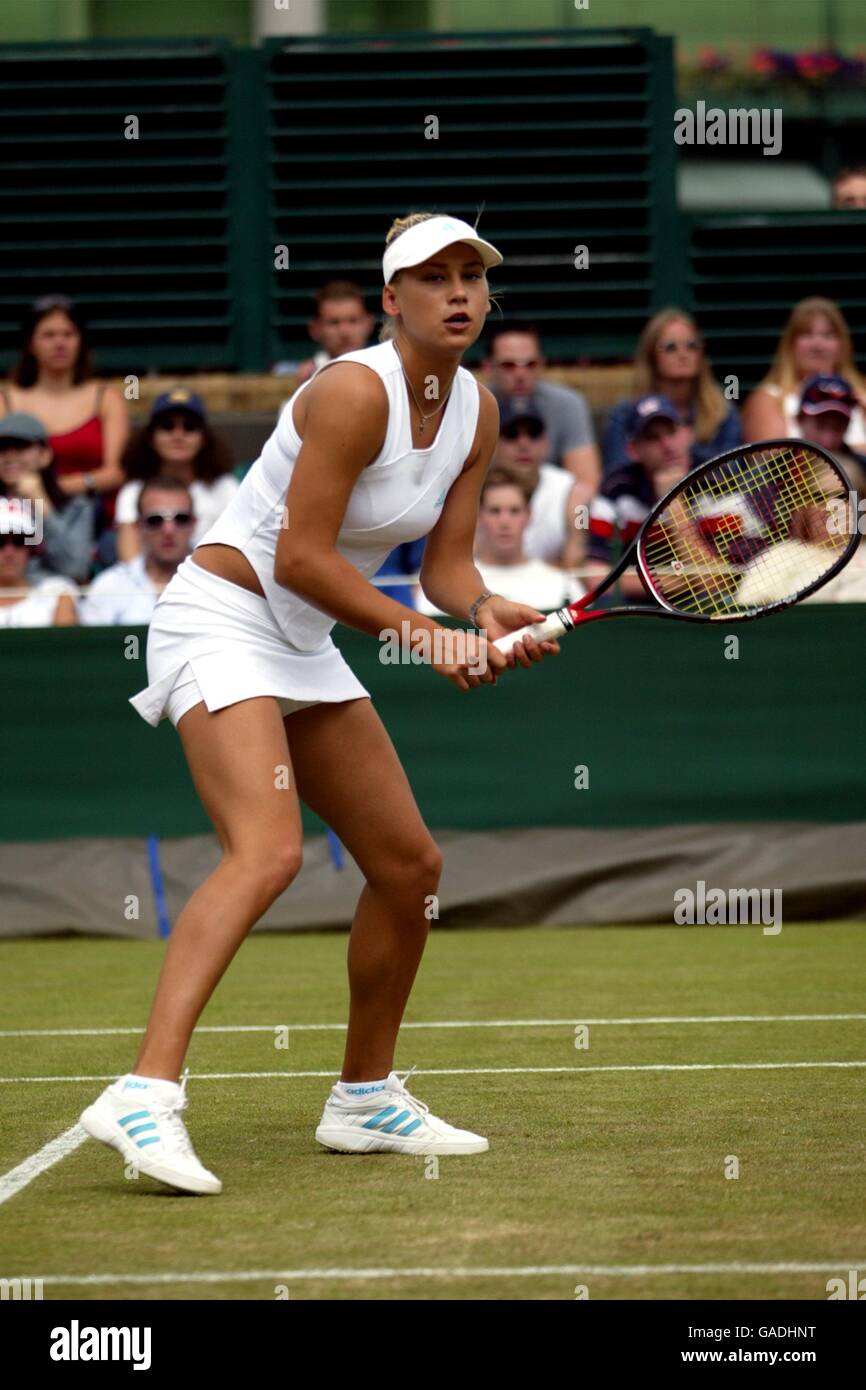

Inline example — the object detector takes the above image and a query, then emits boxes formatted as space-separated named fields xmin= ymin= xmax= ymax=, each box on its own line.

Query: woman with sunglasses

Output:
xmin=79 ymin=212 xmax=558 ymax=1195
xmin=602 ymin=308 xmax=741 ymax=475
xmin=0 ymin=497 xmax=78 ymax=628
xmin=115 ymin=389 xmax=238 ymax=562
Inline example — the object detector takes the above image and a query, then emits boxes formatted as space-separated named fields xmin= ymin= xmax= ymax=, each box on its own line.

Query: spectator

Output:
xmin=743 ymin=297 xmax=866 ymax=446
xmin=493 ymin=397 xmax=585 ymax=568
xmin=482 ymin=320 xmax=600 ymax=495
xmin=831 ymin=166 xmax=866 ymax=210
xmin=736 ymin=472 xmax=859 ymax=607
xmin=800 ymin=534 xmax=866 ymax=600
xmin=0 ymin=295 xmax=128 ymax=516
xmin=801 ymin=553 xmax=866 ymax=601
xmin=81 ymin=477 xmax=195 ymax=626
xmin=0 ymin=497 xmax=77 ymax=628
xmin=115 ymin=389 xmax=237 ymax=561
xmin=415 ymin=467 xmax=583 ymax=615
xmin=603 ymin=308 xmax=740 ymax=475
xmin=588 ymin=395 xmax=693 ymax=600
xmin=275 ymin=280 xmax=374 ymax=383
xmin=796 ymin=375 xmax=866 ymax=493
xmin=0 ymin=412 xmax=95 ymax=582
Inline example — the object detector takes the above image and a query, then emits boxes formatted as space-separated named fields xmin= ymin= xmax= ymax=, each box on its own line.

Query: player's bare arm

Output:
xmin=420 ymin=383 xmax=561 ymax=669
xmin=275 ymin=363 xmax=496 ymax=690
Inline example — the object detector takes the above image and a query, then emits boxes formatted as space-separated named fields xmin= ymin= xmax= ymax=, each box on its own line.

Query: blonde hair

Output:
xmin=633 ymin=308 xmax=727 ymax=443
xmin=759 ymin=296 xmax=866 ymax=395
xmin=378 ymin=210 xmax=501 ymax=341
xmin=379 ymin=211 xmax=438 ymax=342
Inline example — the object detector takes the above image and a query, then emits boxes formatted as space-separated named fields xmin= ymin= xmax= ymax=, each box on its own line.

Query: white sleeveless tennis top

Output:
xmin=199 ymin=341 xmax=480 ymax=650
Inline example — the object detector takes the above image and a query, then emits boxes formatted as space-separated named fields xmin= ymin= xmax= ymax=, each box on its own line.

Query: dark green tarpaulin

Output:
xmin=2 ymin=606 xmax=864 ymax=843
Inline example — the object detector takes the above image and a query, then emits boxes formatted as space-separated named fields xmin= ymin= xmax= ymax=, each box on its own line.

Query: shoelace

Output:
xmin=393 ymin=1065 xmax=430 ymax=1121
xmin=148 ymin=1067 xmax=195 ymax=1157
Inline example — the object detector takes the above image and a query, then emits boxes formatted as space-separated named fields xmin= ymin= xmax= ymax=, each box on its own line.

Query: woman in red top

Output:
xmin=0 ymin=295 xmax=128 ymax=518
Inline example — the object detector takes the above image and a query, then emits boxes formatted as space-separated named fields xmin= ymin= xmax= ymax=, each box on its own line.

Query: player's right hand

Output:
xmin=431 ymin=628 xmax=508 ymax=692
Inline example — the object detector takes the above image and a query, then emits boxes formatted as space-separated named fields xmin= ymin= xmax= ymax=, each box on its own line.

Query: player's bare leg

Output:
xmin=132 ymin=696 xmax=304 ymax=1082
xmin=285 ymin=697 xmax=441 ymax=1082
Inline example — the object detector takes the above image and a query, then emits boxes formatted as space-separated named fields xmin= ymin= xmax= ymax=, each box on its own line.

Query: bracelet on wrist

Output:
xmin=468 ymin=589 xmax=496 ymax=627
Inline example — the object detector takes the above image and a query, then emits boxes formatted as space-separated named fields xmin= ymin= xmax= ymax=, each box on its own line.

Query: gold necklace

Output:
xmin=393 ymin=341 xmax=454 ymax=434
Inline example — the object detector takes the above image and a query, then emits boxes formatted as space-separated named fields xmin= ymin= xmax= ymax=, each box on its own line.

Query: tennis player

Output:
xmin=80 ymin=212 xmax=559 ymax=1194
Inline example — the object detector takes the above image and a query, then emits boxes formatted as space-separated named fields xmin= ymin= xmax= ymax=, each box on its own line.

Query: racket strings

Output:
xmin=640 ymin=445 xmax=850 ymax=617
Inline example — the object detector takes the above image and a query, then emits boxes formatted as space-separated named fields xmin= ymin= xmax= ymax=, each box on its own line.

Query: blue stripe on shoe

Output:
xmin=119 ymin=1110 xmax=151 ymax=1126
xmin=380 ymin=1109 xmax=411 ymax=1133
xmin=137 ymin=1137 xmax=161 ymax=1147
xmin=362 ymin=1106 xmax=398 ymax=1130
xmin=127 ymin=1122 xmax=158 ymax=1139
xmin=397 ymin=1118 xmax=423 ymax=1137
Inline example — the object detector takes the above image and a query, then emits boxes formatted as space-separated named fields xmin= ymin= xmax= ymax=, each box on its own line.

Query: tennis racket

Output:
xmin=494 ymin=439 xmax=860 ymax=654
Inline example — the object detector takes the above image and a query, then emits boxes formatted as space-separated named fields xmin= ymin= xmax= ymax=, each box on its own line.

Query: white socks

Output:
xmin=336 ymin=1077 xmax=389 ymax=1099
xmin=118 ymin=1072 xmax=181 ymax=1097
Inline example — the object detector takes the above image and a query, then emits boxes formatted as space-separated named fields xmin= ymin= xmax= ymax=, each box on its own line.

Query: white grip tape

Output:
xmin=492 ymin=612 xmax=567 ymax=654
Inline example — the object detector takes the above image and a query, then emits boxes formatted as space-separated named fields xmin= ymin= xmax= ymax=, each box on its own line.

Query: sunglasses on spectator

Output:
xmin=153 ymin=414 xmax=202 ymax=433
xmin=502 ymin=420 xmax=544 ymax=441
xmin=32 ymin=293 xmax=74 ymax=314
xmin=659 ymin=338 xmax=701 ymax=353
xmin=0 ymin=532 xmax=33 ymax=548
xmin=496 ymin=360 xmax=540 ymax=370
xmin=141 ymin=510 xmax=195 ymax=529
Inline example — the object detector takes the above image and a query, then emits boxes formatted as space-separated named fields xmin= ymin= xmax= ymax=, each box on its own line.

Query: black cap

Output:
xmin=498 ymin=394 xmax=546 ymax=433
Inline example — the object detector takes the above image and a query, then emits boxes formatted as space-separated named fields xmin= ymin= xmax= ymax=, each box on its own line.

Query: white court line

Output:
xmin=2 ymin=1061 xmax=866 ymax=1083
xmin=30 ymin=1260 xmax=866 ymax=1287
xmin=2 ymin=1063 xmax=863 ymax=1209
xmin=1 ymin=1013 xmax=864 ymax=1038
xmin=0 ymin=1126 xmax=87 ymax=1208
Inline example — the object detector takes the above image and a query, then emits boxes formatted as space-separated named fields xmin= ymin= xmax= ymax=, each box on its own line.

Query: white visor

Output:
xmin=382 ymin=215 xmax=503 ymax=285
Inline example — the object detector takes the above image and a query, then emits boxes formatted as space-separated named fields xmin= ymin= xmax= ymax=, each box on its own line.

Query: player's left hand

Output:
xmin=476 ymin=597 xmax=561 ymax=669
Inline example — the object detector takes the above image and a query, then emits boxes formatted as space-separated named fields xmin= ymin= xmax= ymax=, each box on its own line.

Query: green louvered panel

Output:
xmin=267 ymin=28 xmax=686 ymax=364
xmin=0 ymin=40 xmax=235 ymax=373
xmin=688 ymin=212 xmax=866 ymax=395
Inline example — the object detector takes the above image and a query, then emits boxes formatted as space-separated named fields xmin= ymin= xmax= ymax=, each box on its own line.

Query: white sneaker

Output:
xmin=79 ymin=1068 xmax=222 ymax=1195
xmin=315 ymin=1066 xmax=489 ymax=1155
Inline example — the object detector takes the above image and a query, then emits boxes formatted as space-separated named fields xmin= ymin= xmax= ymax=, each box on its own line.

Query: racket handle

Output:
xmin=493 ymin=611 xmax=569 ymax=654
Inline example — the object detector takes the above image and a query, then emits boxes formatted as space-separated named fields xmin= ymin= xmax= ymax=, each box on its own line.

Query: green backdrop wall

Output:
xmin=2 ymin=606 xmax=864 ymax=844
xmin=426 ymin=0 xmax=866 ymax=50
xmin=4 ymin=0 xmax=863 ymax=50
xmin=2 ymin=30 xmax=865 ymax=378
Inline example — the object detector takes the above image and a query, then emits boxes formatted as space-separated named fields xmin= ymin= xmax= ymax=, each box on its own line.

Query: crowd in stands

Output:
xmin=3 ymin=282 xmax=866 ymax=629
xmin=0 ymin=296 xmax=242 ymax=628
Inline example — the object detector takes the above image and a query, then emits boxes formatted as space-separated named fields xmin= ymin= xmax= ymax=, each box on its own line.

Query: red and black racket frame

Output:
xmin=553 ymin=438 xmax=861 ymax=631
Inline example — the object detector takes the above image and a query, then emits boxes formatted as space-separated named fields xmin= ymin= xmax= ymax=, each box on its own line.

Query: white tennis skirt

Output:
xmin=129 ymin=555 xmax=370 ymax=728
